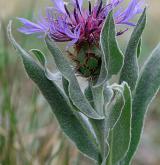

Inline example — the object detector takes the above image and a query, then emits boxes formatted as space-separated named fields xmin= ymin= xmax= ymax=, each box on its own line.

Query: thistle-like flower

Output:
xmin=18 ymin=0 xmax=144 ymax=78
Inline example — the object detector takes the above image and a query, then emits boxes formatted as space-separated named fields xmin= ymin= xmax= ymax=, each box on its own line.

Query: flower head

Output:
xmin=18 ymin=0 xmax=144 ymax=47
xmin=18 ymin=0 xmax=145 ymax=78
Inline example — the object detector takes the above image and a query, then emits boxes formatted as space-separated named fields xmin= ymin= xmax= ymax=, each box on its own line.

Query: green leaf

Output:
xmin=106 ymin=83 xmax=132 ymax=165
xmin=100 ymin=11 xmax=124 ymax=79
xmin=84 ymin=85 xmax=94 ymax=108
xmin=91 ymin=84 xmax=105 ymax=116
xmin=91 ymin=83 xmax=108 ymax=157
xmin=30 ymin=49 xmax=52 ymax=79
xmin=85 ymin=85 xmax=108 ymax=160
xmin=95 ymin=53 xmax=108 ymax=87
xmin=7 ymin=21 xmax=101 ymax=161
xmin=121 ymin=43 xmax=160 ymax=165
xmin=62 ymin=76 xmax=103 ymax=162
xmin=30 ymin=49 xmax=46 ymax=66
xmin=62 ymin=76 xmax=70 ymax=97
xmin=45 ymin=36 xmax=104 ymax=120
xmin=89 ymin=118 xmax=107 ymax=161
xmin=137 ymin=38 xmax=142 ymax=58
xmin=105 ymin=84 xmax=125 ymax=131
xmin=119 ymin=9 xmax=146 ymax=91
xmin=103 ymin=85 xmax=114 ymax=107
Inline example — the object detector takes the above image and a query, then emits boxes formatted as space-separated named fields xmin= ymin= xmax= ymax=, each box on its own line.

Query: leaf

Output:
xmin=30 ymin=49 xmax=54 ymax=80
xmin=91 ymin=83 xmax=126 ymax=162
xmin=89 ymin=118 xmax=107 ymax=161
xmin=100 ymin=11 xmax=124 ymax=79
xmin=30 ymin=49 xmax=46 ymax=66
xmin=121 ymin=43 xmax=160 ymax=165
xmin=84 ymin=85 xmax=94 ymax=108
xmin=103 ymin=85 xmax=114 ymax=107
xmin=137 ymin=38 xmax=142 ymax=58
xmin=94 ymin=44 xmax=108 ymax=87
xmin=96 ymin=56 xmax=108 ymax=86
xmin=105 ymin=84 xmax=125 ymax=131
xmin=45 ymin=36 xmax=104 ymax=120
xmin=85 ymin=85 xmax=108 ymax=159
xmin=30 ymin=49 xmax=63 ymax=87
xmin=62 ymin=76 xmax=103 ymax=161
xmin=106 ymin=83 xmax=132 ymax=165
xmin=119 ymin=9 xmax=146 ymax=91
xmin=62 ymin=76 xmax=70 ymax=97
xmin=91 ymin=84 xmax=105 ymax=116
xmin=7 ymin=21 xmax=101 ymax=161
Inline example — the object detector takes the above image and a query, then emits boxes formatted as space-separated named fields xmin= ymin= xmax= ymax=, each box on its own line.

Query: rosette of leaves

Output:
xmin=8 ymin=9 xmax=160 ymax=165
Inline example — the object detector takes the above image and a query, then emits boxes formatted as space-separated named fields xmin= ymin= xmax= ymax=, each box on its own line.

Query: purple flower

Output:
xmin=18 ymin=0 xmax=144 ymax=47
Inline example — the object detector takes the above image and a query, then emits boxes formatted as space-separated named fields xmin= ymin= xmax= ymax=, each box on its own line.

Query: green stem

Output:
xmin=90 ymin=119 xmax=107 ymax=164
xmin=86 ymin=82 xmax=108 ymax=164
xmin=106 ymin=130 xmax=113 ymax=165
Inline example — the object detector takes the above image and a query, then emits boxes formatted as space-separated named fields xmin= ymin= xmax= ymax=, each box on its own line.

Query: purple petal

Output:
xmin=109 ymin=0 xmax=123 ymax=7
xmin=71 ymin=0 xmax=83 ymax=9
xmin=115 ymin=0 xmax=144 ymax=25
xmin=51 ymin=0 xmax=66 ymax=14
xmin=17 ymin=18 xmax=47 ymax=35
xmin=17 ymin=0 xmax=145 ymax=47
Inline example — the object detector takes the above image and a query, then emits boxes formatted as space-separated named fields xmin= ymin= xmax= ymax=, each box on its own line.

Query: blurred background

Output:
xmin=0 ymin=0 xmax=160 ymax=164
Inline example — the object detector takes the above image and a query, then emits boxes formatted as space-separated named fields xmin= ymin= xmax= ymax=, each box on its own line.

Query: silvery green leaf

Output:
xmin=120 ymin=9 xmax=146 ymax=91
xmin=121 ymin=43 xmax=160 ymax=165
xmin=90 ymin=83 xmax=127 ymax=162
xmin=62 ymin=76 xmax=69 ymax=97
xmin=106 ymin=83 xmax=132 ymax=165
xmin=91 ymin=83 xmax=107 ymax=156
xmin=30 ymin=49 xmax=46 ymax=66
xmin=45 ymin=36 xmax=104 ymax=120
xmin=30 ymin=49 xmax=62 ymax=84
xmin=100 ymin=11 xmax=124 ymax=79
xmin=104 ymin=85 xmax=114 ymax=107
xmin=96 ymin=57 xmax=108 ymax=86
xmin=90 ymin=118 xmax=107 ymax=160
xmin=91 ymin=84 xmax=105 ymax=116
xmin=62 ymin=76 xmax=103 ymax=161
xmin=84 ymin=85 xmax=94 ymax=108
xmin=105 ymin=84 xmax=125 ymax=131
xmin=85 ymin=85 xmax=108 ymax=159
xmin=7 ymin=21 xmax=101 ymax=161
xmin=91 ymin=45 xmax=108 ymax=87
xmin=137 ymin=38 xmax=142 ymax=58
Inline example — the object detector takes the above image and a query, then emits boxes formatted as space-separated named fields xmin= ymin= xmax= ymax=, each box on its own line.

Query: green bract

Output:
xmin=8 ymin=8 xmax=160 ymax=165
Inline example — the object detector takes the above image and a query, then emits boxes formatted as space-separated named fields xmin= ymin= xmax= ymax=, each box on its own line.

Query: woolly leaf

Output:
xmin=121 ymin=43 xmax=160 ymax=165
xmin=137 ymin=38 xmax=142 ymax=58
xmin=85 ymin=85 xmax=109 ymax=159
xmin=7 ymin=21 xmax=101 ymax=161
xmin=105 ymin=84 xmax=125 ymax=130
xmin=30 ymin=49 xmax=45 ymax=66
xmin=120 ymin=9 xmax=146 ymax=91
xmin=91 ymin=84 xmax=105 ymax=116
xmin=30 ymin=49 xmax=53 ymax=80
xmin=100 ymin=11 xmax=124 ymax=79
xmin=103 ymin=85 xmax=114 ymax=107
xmin=106 ymin=83 xmax=132 ymax=165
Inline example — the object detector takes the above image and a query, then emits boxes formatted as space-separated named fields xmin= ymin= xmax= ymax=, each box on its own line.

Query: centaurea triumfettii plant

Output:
xmin=7 ymin=0 xmax=160 ymax=165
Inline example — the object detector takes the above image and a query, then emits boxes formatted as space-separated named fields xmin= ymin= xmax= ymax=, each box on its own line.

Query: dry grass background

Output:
xmin=0 ymin=0 xmax=160 ymax=165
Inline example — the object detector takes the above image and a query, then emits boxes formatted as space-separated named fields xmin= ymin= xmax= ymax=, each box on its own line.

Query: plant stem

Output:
xmin=90 ymin=119 xmax=107 ymax=164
